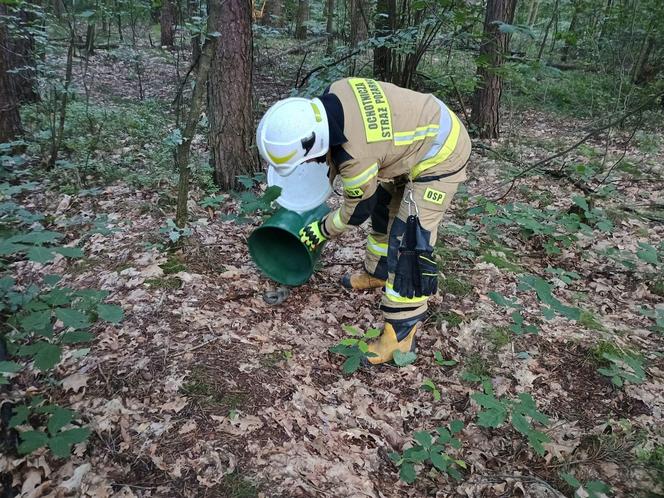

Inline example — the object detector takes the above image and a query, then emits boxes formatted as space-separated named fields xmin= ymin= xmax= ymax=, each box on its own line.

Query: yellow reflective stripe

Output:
xmin=384 ymin=282 xmax=428 ymax=303
xmin=394 ymin=124 xmax=440 ymax=146
xmin=267 ymin=149 xmax=297 ymax=165
xmin=348 ymin=78 xmax=393 ymax=142
xmin=332 ymin=210 xmax=346 ymax=230
xmin=367 ymin=235 xmax=388 ymax=257
xmin=311 ymin=103 xmax=322 ymax=122
xmin=342 ymin=162 xmax=379 ymax=189
xmin=411 ymin=112 xmax=461 ymax=179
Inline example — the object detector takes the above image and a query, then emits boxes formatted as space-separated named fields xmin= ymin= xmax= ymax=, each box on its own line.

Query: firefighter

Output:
xmin=256 ymin=78 xmax=471 ymax=365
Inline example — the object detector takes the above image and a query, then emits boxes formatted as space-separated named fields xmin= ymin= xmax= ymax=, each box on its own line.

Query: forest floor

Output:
xmin=4 ymin=36 xmax=664 ymax=498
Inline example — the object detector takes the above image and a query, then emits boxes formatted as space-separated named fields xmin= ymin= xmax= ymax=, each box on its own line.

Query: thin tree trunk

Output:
xmin=537 ymin=0 xmax=558 ymax=62
xmin=0 ymin=4 xmax=23 ymax=141
xmin=261 ymin=0 xmax=283 ymax=26
xmin=85 ymin=22 xmax=96 ymax=55
xmin=295 ymin=0 xmax=308 ymax=39
xmin=48 ymin=34 xmax=74 ymax=167
xmin=632 ymin=34 xmax=654 ymax=84
xmin=176 ymin=31 xmax=217 ymax=227
xmin=470 ymin=0 xmax=517 ymax=139
xmin=373 ymin=0 xmax=395 ymax=80
xmin=160 ymin=0 xmax=176 ymax=47
xmin=560 ymin=0 xmax=580 ymax=62
xmin=325 ymin=0 xmax=335 ymax=55
xmin=208 ymin=0 xmax=258 ymax=189
xmin=526 ymin=0 xmax=539 ymax=26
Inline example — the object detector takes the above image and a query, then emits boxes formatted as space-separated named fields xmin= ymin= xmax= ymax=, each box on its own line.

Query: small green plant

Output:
xmin=1 ymin=279 xmax=124 ymax=384
xmin=639 ymin=305 xmax=664 ymax=335
xmin=486 ymin=326 xmax=511 ymax=350
xmin=471 ymin=383 xmax=550 ymax=455
xmin=10 ymin=398 xmax=90 ymax=458
xmin=561 ymin=472 xmax=612 ymax=498
xmin=159 ymin=254 xmax=187 ymax=274
xmin=460 ymin=354 xmax=492 ymax=382
xmin=435 ymin=311 xmax=464 ymax=328
xmin=329 ymin=325 xmax=380 ymax=374
xmin=439 ymin=275 xmax=473 ymax=297
xmin=159 ymin=219 xmax=192 ymax=243
xmin=648 ymin=278 xmax=664 ymax=298
xmin=200 ymin=194 xmax=227 ymax=210
xmin=579 ymin=311 xmax=605 ymax=331
xmin=637 ymin=443 xmax=664 ymax=487
xmin=421 ymin=378 xmax=441 ymax=401
xmin=597 ymin=352 xmax=646 ymax=387
xmin=389 ymin=421 xmax=466 ymax=483
xmin=434 ymin=351 xmax=457 ymax=367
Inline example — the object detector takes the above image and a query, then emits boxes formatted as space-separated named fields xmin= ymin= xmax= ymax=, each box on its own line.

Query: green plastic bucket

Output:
xmin=248 ymin=204 xmax=330 ymax=286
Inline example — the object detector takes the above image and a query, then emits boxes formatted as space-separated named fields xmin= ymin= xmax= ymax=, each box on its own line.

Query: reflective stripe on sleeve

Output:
xmin=366 ymin=234 xmax=388 ymax=257
xmin=393 ymin=123 xmax=440 ymax=146
xmin=332 ymin=209 xmax=346 ymax=230
xmin=411 ymin=112 xmax=461 ymax=179
xmin=341 ymin=163 xmax=379 ymax=189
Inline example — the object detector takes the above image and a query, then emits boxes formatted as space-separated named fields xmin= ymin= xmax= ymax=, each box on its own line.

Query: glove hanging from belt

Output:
xmin=393 ymin=214 xmax=438 ymax=298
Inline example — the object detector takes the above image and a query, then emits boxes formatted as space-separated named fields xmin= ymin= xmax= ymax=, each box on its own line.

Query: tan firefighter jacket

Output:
xmin=316 ymin=78 xmax=470 ymax=239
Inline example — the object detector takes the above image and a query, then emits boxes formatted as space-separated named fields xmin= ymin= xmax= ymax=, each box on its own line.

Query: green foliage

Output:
xmin=159 ymin=219 xmax=193 ymax=243
xmin=160 ymin=254 xmax=187 ymax=275
xmin=562 ymin=472 xmax=613 ymax=498
xmin=639 ymin=305 xmax=664 ymax=335
xmin=486 ymin=327 xmax=511 ymax=350
xmin=11 ymin=399 xmax=90 ymax=458
xmin=637 ymin=443 xmax=664 ymax=487
xmin=439 ymin=275 xmax=473 ymax=297
xmin=421 ymin=378 xmax=441 ymax=401
xmin=460 ymin=354 xmax=492 ymax=383
xmin=434 ymin=351 xmax=457 ymax=367
xmin=471 ymin=384 xmax=550 ymax=456
xmin=597 ymin=352 xmax=646 ymax=387
xmin=434 ymin=311 xmax=464 ymax=328
xmin=328 ymin=325 xmax=380 ymax=374
xmin=389 ymin=421 xmax=466 ymax=484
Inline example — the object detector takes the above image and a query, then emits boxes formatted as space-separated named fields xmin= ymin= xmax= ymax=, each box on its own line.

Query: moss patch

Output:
xmin=439 ymin=275 xmax=473 ymax=297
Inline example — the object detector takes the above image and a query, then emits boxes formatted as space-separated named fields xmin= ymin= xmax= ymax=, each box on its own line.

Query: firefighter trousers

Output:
xmin=364 ymin=127 xmax=471 ymax=325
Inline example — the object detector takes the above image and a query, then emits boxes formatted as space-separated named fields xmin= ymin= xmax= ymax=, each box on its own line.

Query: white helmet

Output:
xmin=256 ymin=97 xmax=329 ymax=177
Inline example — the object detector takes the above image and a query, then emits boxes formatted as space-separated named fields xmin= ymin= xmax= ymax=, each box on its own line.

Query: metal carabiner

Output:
xmin=406 ymin=188 xmax=420 ymax=217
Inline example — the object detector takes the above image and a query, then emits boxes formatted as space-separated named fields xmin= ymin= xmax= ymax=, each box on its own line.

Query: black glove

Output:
xmin=393 ymin=248 xmax=421 ymax=298
xmin=393 ymin=215 xmax=421 ymax=298
xmin=418 ymin=251 xmax=438 ymax=296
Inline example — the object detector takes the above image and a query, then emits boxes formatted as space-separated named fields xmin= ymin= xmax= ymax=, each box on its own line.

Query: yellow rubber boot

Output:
xmin=341 ymin=272 xmax=386 ymax=290
xmin=365 ymin=323 xmax=417 ymax=365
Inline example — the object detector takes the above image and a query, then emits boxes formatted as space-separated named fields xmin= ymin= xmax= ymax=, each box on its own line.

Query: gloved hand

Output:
xmin=299 ymin=220 xmax=327 ymax=252
xmin=418 ymin=252 xmax=438 ymax=296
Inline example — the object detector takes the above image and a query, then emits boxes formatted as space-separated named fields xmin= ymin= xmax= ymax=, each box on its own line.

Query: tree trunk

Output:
xmin=160 ymin=0 xmax=176 ymax=47
xmin=526 ymin=0 xmax=539 ymax=26
xmin=633 ymin=34 xmax=654 ymax=84
xmin=560 ymin=0 xmax=580 ymax=62
xmin=373 ymin=0 xmax=395 ymax=80
xmin=208 ymin=0 xmax=258 ymax=190
xmin=537 ymin=0 xmax=558 ymax=62
xmin=325 ymin=0 xmax=335 ymax=54
xmin=176 ymin=27 xmax=218 ymax=227
xmin=470 ymin=0 xmax=517 ymax=139
xmin=85 ymin=22 xmax=96 ymax=55
xmin=295 ymin=0 xmax=308 ymax=40
xmin=8 ymin=5 xmax=39 ymax=103
xmin=349 ymin=0 xmax=368 ymax=47
xmin=261 ymin=0 xmax=283 ymax=27
xmin=0 ymin=5 xmax=23 ymax=142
